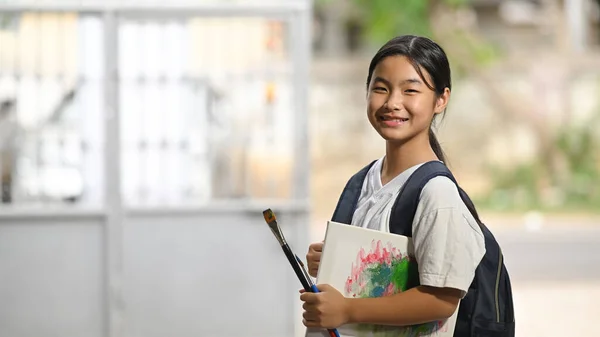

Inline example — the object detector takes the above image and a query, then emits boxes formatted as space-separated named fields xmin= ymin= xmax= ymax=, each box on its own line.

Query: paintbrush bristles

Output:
xmin=263 ymin=208 xmax=287 ymax=246
xmin=262 ymin=209 xmax=276 ymax=223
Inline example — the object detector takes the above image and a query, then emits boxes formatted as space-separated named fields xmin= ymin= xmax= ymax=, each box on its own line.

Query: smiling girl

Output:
xmin=302 ymin=35 xmax=494 ymax=337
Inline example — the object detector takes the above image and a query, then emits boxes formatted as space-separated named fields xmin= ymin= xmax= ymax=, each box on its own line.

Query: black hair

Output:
xmin=366 ymin=35 xmax=451 ymax=163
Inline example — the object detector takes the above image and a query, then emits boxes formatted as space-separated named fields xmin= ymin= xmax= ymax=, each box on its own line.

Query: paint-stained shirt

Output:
xmin=350 ymin=156 xmax=486 ymax=296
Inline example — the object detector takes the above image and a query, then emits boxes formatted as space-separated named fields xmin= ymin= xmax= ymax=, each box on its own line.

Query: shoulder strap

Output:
xmin=389 ymin=161 xmax=482 ymax=236
xmin=330 ymin=160 xmax=377 ymax=225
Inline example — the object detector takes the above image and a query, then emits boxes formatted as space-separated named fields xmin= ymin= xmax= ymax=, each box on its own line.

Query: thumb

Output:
xmin=316 ymin=283 xmax=333 ymax=292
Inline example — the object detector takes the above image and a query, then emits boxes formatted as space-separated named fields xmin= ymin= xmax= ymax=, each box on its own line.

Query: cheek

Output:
xmin=405 ymin=100 xmax=433 ymax=119
xmin=367 ymin=96 xmax=384 ymax=115
xmin=402 ymin=99 xmax=420 ymax=112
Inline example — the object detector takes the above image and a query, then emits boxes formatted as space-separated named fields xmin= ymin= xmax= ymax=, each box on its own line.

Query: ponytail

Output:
xmin=427 ymin=114 xmax=483 ymax=225
xmin=428 ymin=128 xmax=482 ymax=222
xmin=428 ymin=128 xmax=446 ymax=163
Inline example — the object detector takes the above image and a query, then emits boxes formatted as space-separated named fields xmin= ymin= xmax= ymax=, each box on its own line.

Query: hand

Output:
xmin=306 ymin=241 xmax=323 ymax=277
xmin=300 ymin=284 xmax=350 ymax=329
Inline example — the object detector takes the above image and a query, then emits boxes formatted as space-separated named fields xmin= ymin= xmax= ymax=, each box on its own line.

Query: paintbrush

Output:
xmin=263 ymin=208 xmax=341 ymax=337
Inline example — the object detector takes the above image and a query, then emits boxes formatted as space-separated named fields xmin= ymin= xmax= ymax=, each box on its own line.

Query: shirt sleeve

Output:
xmin=411 ymin=176 xmax=486 ymax=297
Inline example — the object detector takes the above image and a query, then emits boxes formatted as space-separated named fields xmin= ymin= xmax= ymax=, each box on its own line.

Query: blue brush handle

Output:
xmin=308 ymin=285 xmax=341 ymax=337
xmin=329 ymin=328 xmax=341 ymax=337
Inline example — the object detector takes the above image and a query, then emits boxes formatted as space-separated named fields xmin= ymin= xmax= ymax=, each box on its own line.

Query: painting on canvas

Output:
xmin=305 ymin=221 xmax=458 ymax=337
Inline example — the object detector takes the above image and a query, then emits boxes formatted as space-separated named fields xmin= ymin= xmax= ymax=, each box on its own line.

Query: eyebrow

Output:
xmin=372 ymin=76 xmax=423 ymax=86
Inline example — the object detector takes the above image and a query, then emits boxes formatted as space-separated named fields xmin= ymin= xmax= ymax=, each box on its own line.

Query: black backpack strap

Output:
xmin=389 ymin=161 xmax=463 ymax=236
xmin=331 ymin=160 xmax=377 ymax=225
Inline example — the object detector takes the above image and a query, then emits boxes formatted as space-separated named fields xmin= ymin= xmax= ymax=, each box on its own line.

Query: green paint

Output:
xmin=350 ymin=257 xmax=440 ymax=337
xmin=391 ymin=257 xmax=419 ymax=292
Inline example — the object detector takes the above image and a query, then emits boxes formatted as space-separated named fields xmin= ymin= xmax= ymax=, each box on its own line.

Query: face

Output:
xmin=367 ymin=55 xmax=450 ymax=144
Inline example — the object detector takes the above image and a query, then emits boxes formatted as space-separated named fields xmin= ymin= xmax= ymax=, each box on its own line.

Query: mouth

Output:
xmin=378 ymin=115 xmax=409 ymax=126
xmin=379 ymin=116 xmax=409 ymax=122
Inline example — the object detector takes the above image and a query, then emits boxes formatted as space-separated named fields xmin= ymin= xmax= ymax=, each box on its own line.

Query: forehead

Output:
xmin=372 ymin=55 xmax=430 ymax=83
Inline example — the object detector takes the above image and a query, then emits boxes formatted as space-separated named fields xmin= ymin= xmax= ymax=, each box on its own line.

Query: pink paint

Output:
xmin=344 ymin=240 xmax=404 ymax=295
xmin=383 ymin=283 xmax=395 ymax=296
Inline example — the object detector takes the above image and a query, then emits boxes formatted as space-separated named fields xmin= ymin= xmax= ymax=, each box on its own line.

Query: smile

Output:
xmin=378 ymin=115 xmax=409 ymax=126
xmin=379 ymin=116 xmax=409 ymax=121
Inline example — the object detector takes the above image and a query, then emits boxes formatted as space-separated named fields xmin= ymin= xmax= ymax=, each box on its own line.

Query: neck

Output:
xmin=382 ymin=135 xmax=438 ymax=183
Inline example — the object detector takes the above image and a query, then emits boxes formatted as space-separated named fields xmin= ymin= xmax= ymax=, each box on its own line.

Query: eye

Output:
xmin=373 ymin=87 xmax=388 ymax=93
xmin=405 ymin=89 xmax=419 ymax=94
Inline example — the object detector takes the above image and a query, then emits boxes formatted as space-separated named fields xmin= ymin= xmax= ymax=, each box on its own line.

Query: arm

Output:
xmin=346 ymin=285 xmax=461 ymax=326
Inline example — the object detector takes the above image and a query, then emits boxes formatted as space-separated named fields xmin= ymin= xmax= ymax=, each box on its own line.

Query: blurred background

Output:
xmin=0 ymin=0 xmax=598 ymax=337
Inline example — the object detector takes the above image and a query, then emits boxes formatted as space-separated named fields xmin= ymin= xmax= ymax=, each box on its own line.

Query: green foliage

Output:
xmin=351 ymin=0 xmax=468 ymax=44
xmin=476 ymin=163 xmax=543 ymax=212
xmin=315 ymin=0 xmax=335 ymax=4
xmin=476 ymin=121 xmax=600 ymax=213
xmin=352 ymin=0 xmax=431 ymax=42
xmin=452 ymin=30 xmax=503 ymax=66
xmin=354 ymin=0 xmax=431 ymax=44
xmin=554 ymin=123 xmax=600 ymax=209
xmin=0 ymin=15 xmax=9 ymax=29
xmin=0 ymin=14 xmax=17 ymax=30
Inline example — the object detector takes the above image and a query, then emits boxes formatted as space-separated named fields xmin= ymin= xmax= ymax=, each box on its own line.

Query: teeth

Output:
xmin=380 ymin=117 xmax=408 ymax=121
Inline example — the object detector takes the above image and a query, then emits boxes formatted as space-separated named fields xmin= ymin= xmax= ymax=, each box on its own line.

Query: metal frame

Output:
xmin=0 ymin=2 xmax=309 ymax=17
xmin=290 ymin=7 xmax=312 ymax=202
xmin=0 ymin=2 xmax=312 ymax=337
xmin=103 ymin=10 xmax=123 ymax=337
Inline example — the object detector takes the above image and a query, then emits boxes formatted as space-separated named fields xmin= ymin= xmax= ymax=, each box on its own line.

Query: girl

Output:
xmin=302 ymin=35 xmax=487 ymax=333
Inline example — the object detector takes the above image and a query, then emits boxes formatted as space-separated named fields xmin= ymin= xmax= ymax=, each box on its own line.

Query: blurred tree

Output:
xmin=352 ymin=0 xmax=435 ymax=43
xmin=350 ymin=0 xmax=471 ymax=44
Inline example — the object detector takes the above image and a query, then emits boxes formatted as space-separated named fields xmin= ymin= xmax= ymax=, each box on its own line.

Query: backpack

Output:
xmin=331 ymin=160 xmax=515 ymax=337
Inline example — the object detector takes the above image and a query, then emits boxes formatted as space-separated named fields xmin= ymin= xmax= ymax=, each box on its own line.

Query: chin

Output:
xmin=376 ymin=129 xmax=411 ymax=143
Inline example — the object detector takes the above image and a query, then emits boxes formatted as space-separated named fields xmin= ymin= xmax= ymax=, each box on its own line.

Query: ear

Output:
xmin=434 ymin=88 xmax=450 ymax=114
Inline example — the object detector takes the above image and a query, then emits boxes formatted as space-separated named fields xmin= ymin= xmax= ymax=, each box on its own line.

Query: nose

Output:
xmin=384 ymin=92 xmax=403 ymax=111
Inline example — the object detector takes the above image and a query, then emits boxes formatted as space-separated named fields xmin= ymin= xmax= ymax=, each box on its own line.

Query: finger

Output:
xmin=303 ymin=319 xmax=319 ymax=328
xmin=309 ymin=242 xmax=323 ymax=252
xmin=307 ymin=250 xmax=321 ymax=258
xmin=307 ymin=261 xmax=320 ymax=271
xmin=302 ymin=302 xmax=319 ymax=311
xmin=302 ymin=311 xmax=319 ymax=322
xmin=309 ymin=267 xmax=318 ymax=278
xmin=309 ymin=241 xmax=321 ymax=249
xmin=311 ymin=242 xmax=324 ymax=252
xmin=308 ymin=260 xmax=319 ymax=266
xmin=302 ymin=319 xmax=321 ymax=328
xmin=307 ymin=263 xmax=319 ymax=272
xmin=302 ymin=302 xmax=308 ymax=310
xmin=300 ymin=292 xmax=318 ymax=303
xmin=299 ymin=288 xmax=306 ymax=294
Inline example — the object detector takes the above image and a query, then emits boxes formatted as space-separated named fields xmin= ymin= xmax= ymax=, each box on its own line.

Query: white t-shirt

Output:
xmin=350 ymin=157 xmax=486 ymax=296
